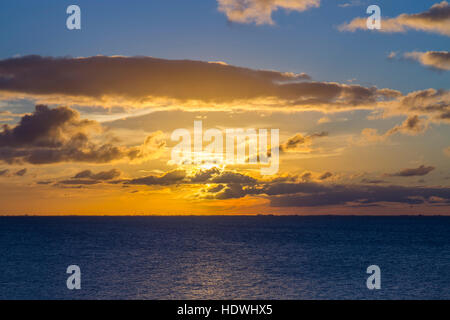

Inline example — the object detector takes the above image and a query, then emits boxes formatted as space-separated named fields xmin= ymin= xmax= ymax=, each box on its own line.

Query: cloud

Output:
xmin=385 ymin=165 xmax=435 ymax=177
xmin=395 ymin=89 xmax=450 ymax=123
xmin=189 ymin=167 xmax=221 ymax=183
xmin=318 ymin=171 xmax=333 ymax=180
xmin=361 ymin=179 xmax=388 ymax=184
xmin=199 ymin=175 xmax=450 ymax=206
xmin=360 ymin=114 xmax=431 ymax=145
xmin=269 ymin=184 xmax=450 ymax=207
xmin=385 ymin=115 xmax=428 ymax=136
xmin=0 ymin=55 xmax=403 ymax=112
xmin=125 ymin=168 xmax=259 ymax=187
xmin=280 ymin=131 xmax=328 ymax=152
xmin=217 ymin=0 xmax=320 ymax=25
xmin=404 ymin=51 xmax=450 ymax=71
xmin=339 ymin=1 xmax=450 ymax=36
xmin=0 ymin=168 xmax=27 ymax=177
xmin=387 ymin=51 xmax=398 ymax=59
xmin=209 ymin=171 xmax=258 ymax=184
xmin=0 ymin=105 xmax=165 ymax=164
xmin=73 ymin=169 xmax=121 ymax=180
xmin=301 ymin=172 xmax=312 ymax=181
xmin=338 ymin=0 xmax=365 ymax=8
xmin=126 ymin=170 xmax=187 ymax=186
xmin=15 ymin=168 xmax=27 ymax=176
xmin=59 ymin=169 xmax=122 ymax=185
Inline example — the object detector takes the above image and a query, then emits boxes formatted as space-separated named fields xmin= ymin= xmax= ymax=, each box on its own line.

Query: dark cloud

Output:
xmin=73 ymin=169 xmax=121 ymax=180
xmin=318 ymin=172 xmax=333 ymax=180
xmin=0 ymin=104 xmax=93 ymax=148
xmin=201 ymin=177 xmax=450 ymax=206
xmin=59 ymin=179 xmax=101 ymax=185
xmin=120 ymin=168 xmax=259 ymax=189
xmin=361 ymin=179 xmax=388 ymax=184
xmin=190 ymin=167 xmax=221 ymax=183
xmin=15 ymin=168 xmax=27 ymax=176
xmin=127 ymin=170 xmax=187 ymax=186
xmin=194 ymin=169 xmax=449 ymax=206
xmin=386 ymin=165 xmax=435 ymax=177
xmin=209 ymin=171 xmax=258 ymax=184
xmin=0 ymin=168 xmax=27 ymax=177
xmin=206 ymin=184 xmax=225 ymax=193
xmin=115 ymin=167 xmax=450 ymax=208
xmin=58 ymin=169 xmax=122 ymax=185
xmin=0 ymin=55 xmax=307 ymax=102
xmin=0 ymin=55 xmax=401 ymax=110
xmin=280 ymin=131 xmax=328 ymax=152
xmin=301 ymin=172 xmax=312 ymax=181
xmin=269 ymin=184 xmax=450 ymax=207
xmin=0 ymin=105 xmax=165 ymax=164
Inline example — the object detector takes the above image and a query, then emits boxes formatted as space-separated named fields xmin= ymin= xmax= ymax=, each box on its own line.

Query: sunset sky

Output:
xmin=0 ymin=0 xmax=449 ymax=215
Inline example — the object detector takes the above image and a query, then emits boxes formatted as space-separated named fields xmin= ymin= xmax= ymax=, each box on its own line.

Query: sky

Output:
xmin=0 ymin=0 xmax=449 ymax=215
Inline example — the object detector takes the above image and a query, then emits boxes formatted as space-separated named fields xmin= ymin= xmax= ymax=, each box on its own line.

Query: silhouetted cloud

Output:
xmin=209 ymin=171 xmax=258 ymax=184
xmin=269 ymin=184 xmax=450 ymax=207
xmin=190 ymin=167 xmax=221 ymax=183
xmin=124 ymin=168 xmax=259 ymax=187
xmin=280 ymin=131 xmax=328 ymax=152
xmin=318 ymin=171 xmax=333 ymax=180
xmin=386 ymin=165 xmax=435 ymax=177
xmin=15 ymin=168 xmax=27 ymax=176
xmin=201 ymin=177 xmax=450 ymax=206
xmin=73 ymin=169 xmax=122 ymax=181
xmin=126 ymin=170 xmax=187 ymax=186
xmin=361 ymin=179 xmax=388 ymax=184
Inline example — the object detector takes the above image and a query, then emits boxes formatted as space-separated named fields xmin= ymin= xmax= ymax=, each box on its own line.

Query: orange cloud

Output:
xmin=404 ymin=51 xmax=450 ymax=71
xmin=217 ymin=0 xmax=320 ymax=25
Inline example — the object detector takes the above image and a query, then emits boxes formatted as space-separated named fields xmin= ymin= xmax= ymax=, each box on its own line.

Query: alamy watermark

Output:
xmin=66 ymin=5 xmax=81 ymax=30
xmin=367 ymin=5 xmax=381 ymax=30
xmin=171 ymin=121 xmax=279 ymax=175
xmin=66 ymin=265 xmax=81 ymax=290
xmin=366 ymin=265 xmax=381 ymax=290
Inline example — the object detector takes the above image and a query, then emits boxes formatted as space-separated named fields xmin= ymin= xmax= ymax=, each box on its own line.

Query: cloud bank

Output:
xmin=0 ymin=55 xmax=402 ymax=112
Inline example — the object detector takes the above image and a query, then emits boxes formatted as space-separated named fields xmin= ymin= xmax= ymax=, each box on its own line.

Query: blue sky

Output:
xmin=0 ymin=0 xmax=448 ymax=93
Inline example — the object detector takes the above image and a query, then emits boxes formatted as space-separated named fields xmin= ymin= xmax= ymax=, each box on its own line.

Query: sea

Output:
xmin=0 ymin=216 xmax=449 ymax=299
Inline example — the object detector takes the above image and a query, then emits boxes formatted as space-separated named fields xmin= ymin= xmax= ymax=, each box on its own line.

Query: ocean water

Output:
xmin=0 ymin=216 xmax=449 ymax=300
